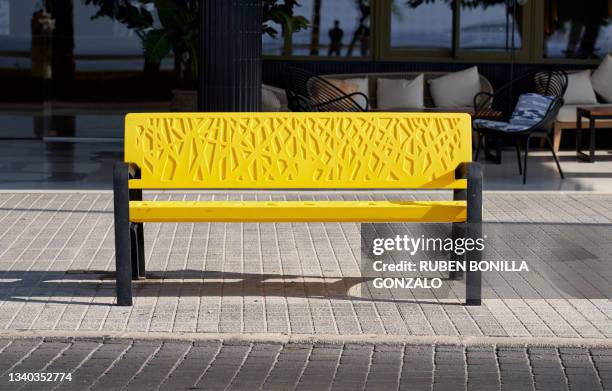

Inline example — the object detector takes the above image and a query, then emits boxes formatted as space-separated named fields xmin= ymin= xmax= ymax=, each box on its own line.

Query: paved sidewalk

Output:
xmin=0 ymin=338 xmax=610 ymax=390
xmin=0 ymin=192 xmax=610 ymax=339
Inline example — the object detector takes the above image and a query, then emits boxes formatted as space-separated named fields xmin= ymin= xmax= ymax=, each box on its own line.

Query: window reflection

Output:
xmin=459 ymin=1 xmax=523 ymax=51
xmin=264 ymin=0 xmax=371 ymax=57
xmin=0 ymin=1 xmax=172 ymax=71
xmin=263 ymin=19 xmax=284 ymax=55
xmin=544 ymin=0 xmax=612 ymax=59
xmin=391 ymin=0 xmax=453 ymax=49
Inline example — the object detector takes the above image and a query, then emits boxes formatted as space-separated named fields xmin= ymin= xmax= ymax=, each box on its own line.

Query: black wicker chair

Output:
xmin=285 ymin=67 xmax=369 ymax=112
xmin=473 ymin=69 xmax=568 ymax=184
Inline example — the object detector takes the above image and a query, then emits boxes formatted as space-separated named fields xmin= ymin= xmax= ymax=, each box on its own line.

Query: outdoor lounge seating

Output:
xmin=320 ymin=69 xmax=493 ymax=113
xmin=285 ymin=67 xmax=369 ymax=112
xmin=113 ymin=112 xmax=482 ymax=307
xmin=553 ymin=56 xmax=612 ymax=152
xmin=473 ymin=69 xmax=568 ymax=184
xmin=278 ymin=68 xmax=493 ymax=113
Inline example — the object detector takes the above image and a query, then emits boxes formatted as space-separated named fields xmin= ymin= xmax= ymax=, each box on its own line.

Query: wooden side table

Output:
xmin=576 ymin=106 xmax=612 ymax=163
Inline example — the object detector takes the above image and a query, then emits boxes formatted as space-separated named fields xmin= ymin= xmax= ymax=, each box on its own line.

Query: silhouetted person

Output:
xmin=359 ymin=26 xmax=370 ymax=56
xmin=562 ymin=0 xmax=608 ymax=58
xmin=328 ymin=20 xmax=343 ymax=56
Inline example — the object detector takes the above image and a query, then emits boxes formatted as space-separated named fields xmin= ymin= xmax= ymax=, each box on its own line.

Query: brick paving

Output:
xmin=0 ymin=192 xmax=610 ymax=338
xmin=0 ymin=338 xmax=610 ymax=390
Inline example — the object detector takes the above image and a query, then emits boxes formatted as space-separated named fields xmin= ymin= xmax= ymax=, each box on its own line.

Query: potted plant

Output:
xmin=144 ymin=0 xmax=198 ymax=110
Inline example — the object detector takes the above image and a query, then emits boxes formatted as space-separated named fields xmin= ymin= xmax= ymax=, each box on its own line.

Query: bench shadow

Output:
xmin=0 ymin=270 xmax=464 ymax=307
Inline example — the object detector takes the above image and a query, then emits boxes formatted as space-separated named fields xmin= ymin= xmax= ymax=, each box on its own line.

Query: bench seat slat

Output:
xmin=128 ymin=179 xmax=469 ymax=190
xmin=129 ymin=200 xmax=467 ymax=223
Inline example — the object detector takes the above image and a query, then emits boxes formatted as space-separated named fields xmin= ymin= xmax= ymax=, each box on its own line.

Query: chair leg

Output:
xmin=484 ymin=135 xmax=491 ymax=161
xmin=553 ymin=122 xmax=562 ymax=153
xmin=523 ymin=136 xmax=530 ymax=185
xmin=130 ymin=223 xmax=146 ymax=280
xmin=474 ymin=133 xmax=483 ymax=162
xmin=495 ymin=137 xmax=502 ymax=164
xmin=484 ymin=136 xmax=502 ymax=164
xmin=546 ymin=135 xmax=564 ymax=180
xmin=113 ymin=163 xmax=133 ymax=306
xmin=515 ymin=137 xmax=523 ymax=175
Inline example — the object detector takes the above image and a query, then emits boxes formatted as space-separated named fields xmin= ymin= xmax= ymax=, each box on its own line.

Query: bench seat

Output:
xmin=129 ymin=200 xmax=467 ymax=223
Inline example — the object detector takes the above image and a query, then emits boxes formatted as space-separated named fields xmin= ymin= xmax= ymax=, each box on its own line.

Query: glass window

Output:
xmin=0 ymin=1 xmax=36 ymax=69
xmin=1 ymin=1 xmax=169 ymax=71
xmin=459 ymin=1 xmax=523 ymax=51
xmin=264 ymin=0 xmax=371 ymax=57
xmin=390 ymin=0 xmax=453 ymax=50
xmin=263 ymin=20 xmax=284 ymax=55
xmin=544 ymin=0 xmax=612 ymax=59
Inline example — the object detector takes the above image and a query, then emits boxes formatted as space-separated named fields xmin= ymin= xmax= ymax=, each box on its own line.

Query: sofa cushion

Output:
xmin=592 ymin=54 xmax=612 ymax=103
xmin=377 ymin=75 xmax=424 ymax=110
xmin=428 ymin=66 xmax=480 ymax=108
xmin=563 ymin=70 xmax=598 ymax=105
xmin=262 ymin=88 xmax=281 ymax=111
xmin=263 ymin=84 xmax=287 ymax=105
xmin=473 ymin=119 xmax=530 ymax=132
xmin=344 ymin=77 xmax=369 ymax=110
xmin=509 ymin=93 xmax=553 ymax=126
xmin=557 ymin=103 xmax=612 ymax=123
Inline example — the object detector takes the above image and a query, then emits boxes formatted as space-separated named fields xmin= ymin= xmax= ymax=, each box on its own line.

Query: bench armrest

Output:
xmin=454 ymin=162 xmax=482 ymax=205
xmin=114 ymin=162 xmax=142 ymax=203
xmin=455 ymin=161 xmax=482 ymax=306
xmin=455 ymin=162 xmax=480 ymax=181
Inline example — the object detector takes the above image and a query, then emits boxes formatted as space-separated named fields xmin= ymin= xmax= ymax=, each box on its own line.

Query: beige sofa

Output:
xmin=553 ymin=103 xmax=612 ymax=152
xmin=553 ymin=69 xmax=612 ymax=152
xmin=321 ymin=72 xmax=493 ymax=113
xmin=554 ymin=103 xmax=612 ymax=152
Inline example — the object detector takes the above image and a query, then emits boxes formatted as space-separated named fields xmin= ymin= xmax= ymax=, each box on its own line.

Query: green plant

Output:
xmin=83 ymin=0 xmax=197 ymax=87
xmin=143 ymin=0 xmax=198 ymax=87
xmin=262 ymin=0 xmax=309 ymax=55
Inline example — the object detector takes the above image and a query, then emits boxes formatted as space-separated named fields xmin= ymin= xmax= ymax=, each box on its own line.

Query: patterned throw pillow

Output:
xmin=509 ymin=93 xmax=554 ymax=127
xmin=473 ymin=119 xmax=530 ymax=132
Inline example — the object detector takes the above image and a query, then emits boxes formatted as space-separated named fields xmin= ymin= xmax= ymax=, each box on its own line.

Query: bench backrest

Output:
xmin=125 ymin=113 xmax=471 ymax=190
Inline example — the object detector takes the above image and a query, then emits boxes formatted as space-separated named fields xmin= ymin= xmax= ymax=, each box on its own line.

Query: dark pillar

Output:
xmin=45 ymin=0 xmax=75 ymax=81
xmin=199 ymin=0 xmax=262 ymax=112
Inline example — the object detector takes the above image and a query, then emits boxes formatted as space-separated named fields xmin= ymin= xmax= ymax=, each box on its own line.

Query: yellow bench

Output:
xmin=113 ymin=113 xmax=482 ymax=306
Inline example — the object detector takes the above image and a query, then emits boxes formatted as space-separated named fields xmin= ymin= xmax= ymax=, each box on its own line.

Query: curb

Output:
xmin=2 ymin=330 xmax=612 ymax=348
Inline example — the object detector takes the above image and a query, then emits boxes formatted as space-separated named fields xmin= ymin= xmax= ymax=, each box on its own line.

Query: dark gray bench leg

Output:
xmin=449 ymin=222 xmax=465 ymax=280
xmin=450 ymin=188 xmax=467 ymax=281
xmin=466 ymin=163 xmax=483 ymax=306
xmin=113 ymin=162 xmax=133 ymax=306
xmin=136 ymin=223 xmax=146 ymax=279
xmin=128 ymin=187 xmax=146 ymax=281
xmin=130 ymin=223 xmax=146 ymax=280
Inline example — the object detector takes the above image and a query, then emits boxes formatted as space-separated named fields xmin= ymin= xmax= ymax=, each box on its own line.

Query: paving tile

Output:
xmin=0 ymin=192 xmax=610 ymax=339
